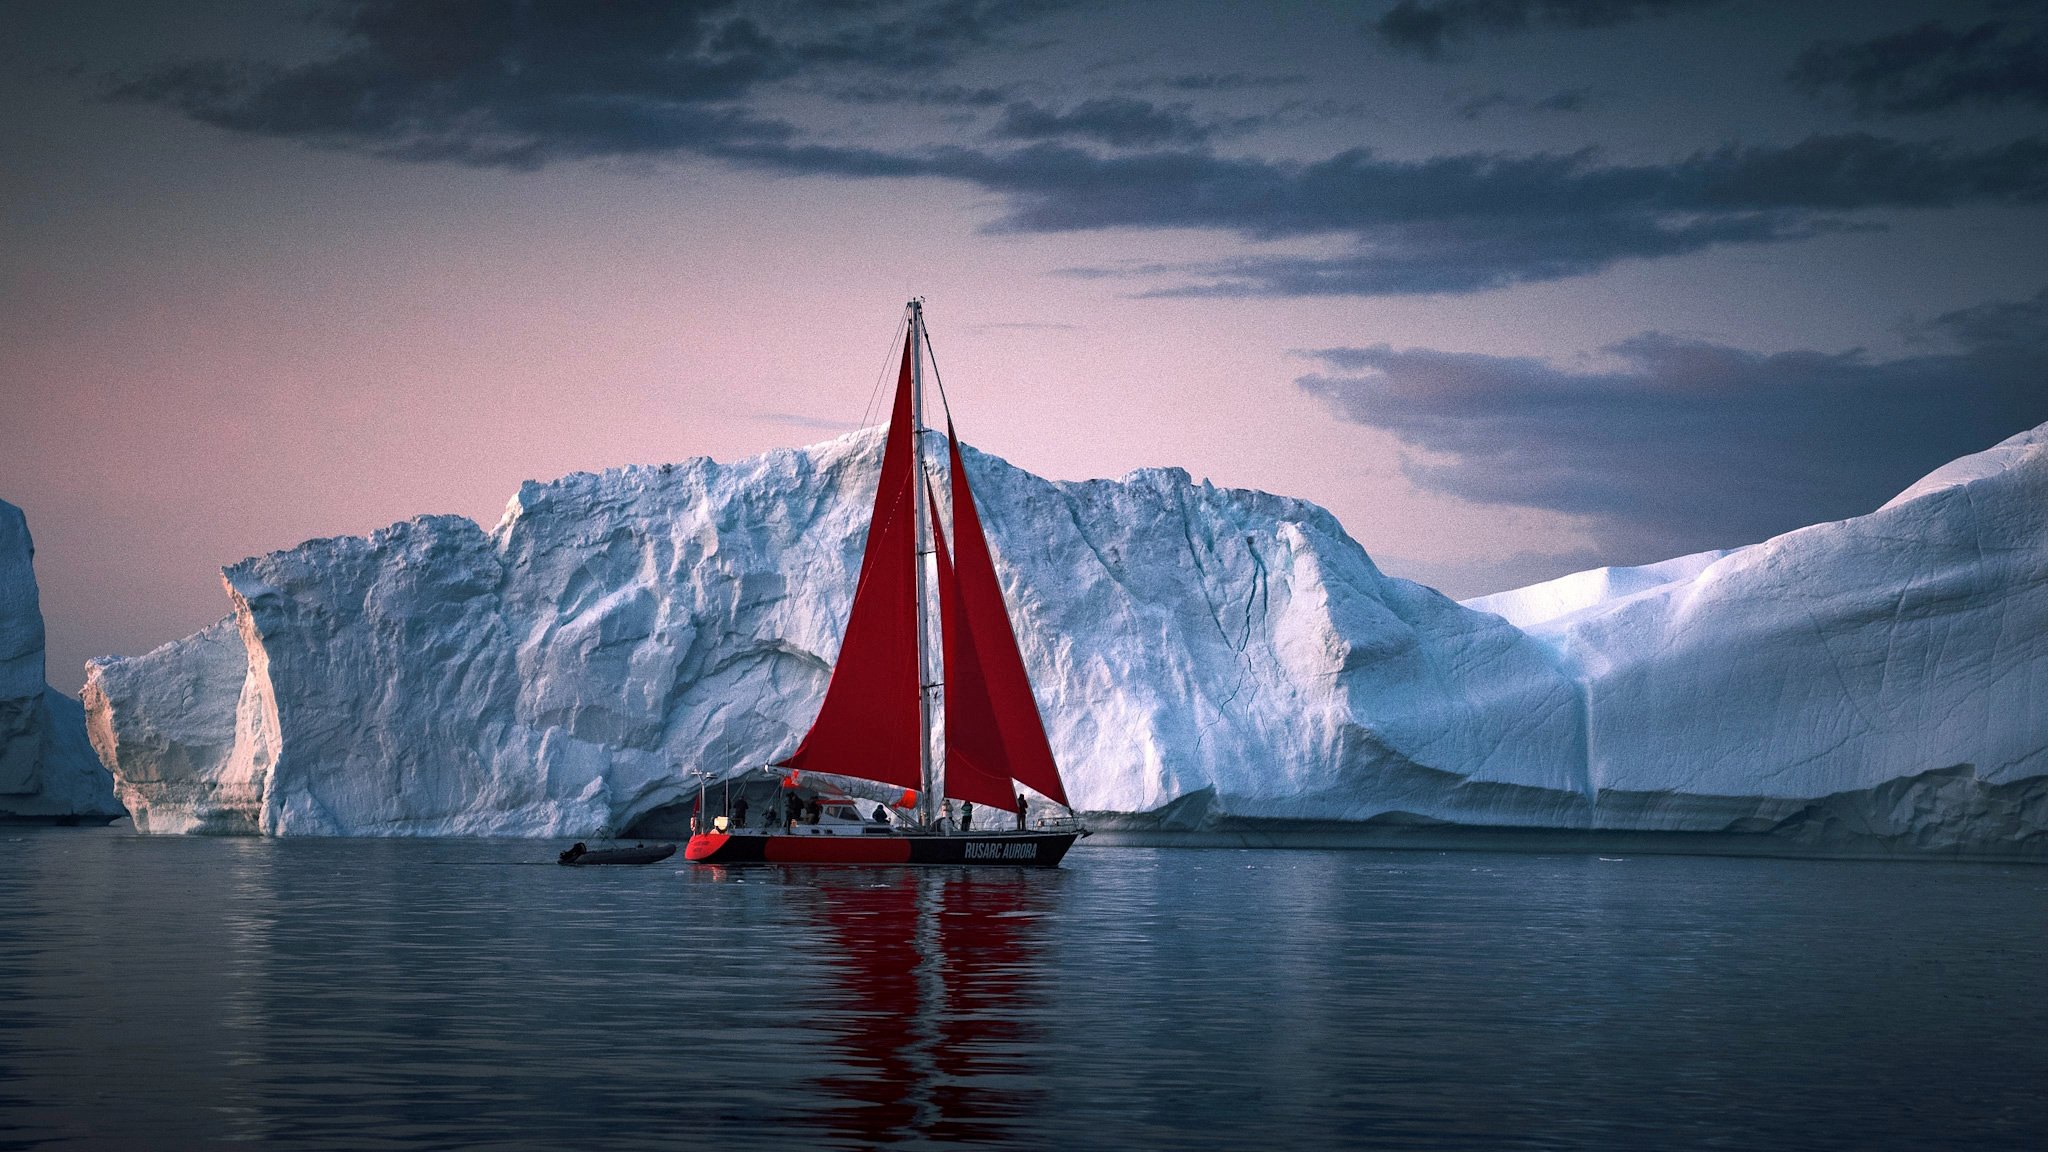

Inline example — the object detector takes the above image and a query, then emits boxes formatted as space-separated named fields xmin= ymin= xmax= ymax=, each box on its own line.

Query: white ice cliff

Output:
xmin=82 ymin=425 xmax=2048 ymax=854
xmin=1 ymin=499 xmax=122 ymax=823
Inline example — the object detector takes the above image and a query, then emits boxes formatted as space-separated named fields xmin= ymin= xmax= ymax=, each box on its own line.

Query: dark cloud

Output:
xmin=108 ymin=0 xmax=1070 ymax=165
xmin=107 ymin=1 xmax=2048 ymax=296
xmin=1034 ymin=132 xmax=2048 ymax=295
xmin=1790 ymin=19 xmax=2048 ymax=116
xmin=1118 ymin=72 xmax=1310 ymax=92
xmin=1452 ymin=85 xmax=1593 ymax=120
xmin=1297 ymin=288 xmax=2048 ymax=560
xmin=972 ymin=133 xmax=2046 ymax=234
xmin=1532 ymin=86 xmax=1593 ymax=112
xmin=1453 ymin=90 xmax=1513 ymax=120
xmin=990 ymin=96 xmax=1211 ymax=146
xmin=1372 ymin=0 xmax=1725 ymax=57
xmin=1132 ymin=215 xmax=1840 ymax=298
xmin=825 ymin=80 xmax=1013 ymax=106
xmin=707 ymin=131 xmax=2046 ymax=295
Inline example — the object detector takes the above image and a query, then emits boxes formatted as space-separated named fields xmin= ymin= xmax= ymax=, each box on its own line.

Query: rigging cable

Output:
xmin=856 ymin=316 xmax=910 ymax=432
xmin=922 ymin=316 xmax=956 ymax=427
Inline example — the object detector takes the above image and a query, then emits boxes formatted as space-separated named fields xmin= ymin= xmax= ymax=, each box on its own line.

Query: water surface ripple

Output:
xmin=1 ymin=831 xmax=2043 ymax=1150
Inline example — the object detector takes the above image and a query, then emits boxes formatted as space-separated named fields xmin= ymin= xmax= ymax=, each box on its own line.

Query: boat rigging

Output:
xmin=686 ymin=301 xmax=1085 ymax=867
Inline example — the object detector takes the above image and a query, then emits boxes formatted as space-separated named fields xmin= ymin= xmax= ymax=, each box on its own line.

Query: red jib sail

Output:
xmin=776 ymin=336 xmax=924 ymax=791
xmin=927 ymin=476 xmax=1018 ymax=810
xmin=941 ymin=423 xmax=1070 ymax=808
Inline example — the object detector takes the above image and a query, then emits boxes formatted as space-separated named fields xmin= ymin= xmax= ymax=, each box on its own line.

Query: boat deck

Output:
xmin=685 ymin=827 xmax=1081 ymax=866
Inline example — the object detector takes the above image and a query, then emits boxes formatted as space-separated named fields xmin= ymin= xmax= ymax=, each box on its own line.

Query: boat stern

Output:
xmin=684 ymin=832 xmax=732 ymax=862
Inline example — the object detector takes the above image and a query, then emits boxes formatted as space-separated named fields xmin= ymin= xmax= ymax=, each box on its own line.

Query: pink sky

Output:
xmin=6 ymin=0 xmax=2046 ymax=687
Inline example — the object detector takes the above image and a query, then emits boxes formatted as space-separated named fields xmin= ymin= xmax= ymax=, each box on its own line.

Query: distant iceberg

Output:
xmin=82 ymin=426 xmax=2048 ymax=855
xmin=1 ymin=499 xmax=122 ymax=823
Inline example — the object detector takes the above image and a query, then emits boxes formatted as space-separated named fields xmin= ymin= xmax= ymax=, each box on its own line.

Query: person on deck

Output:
xmin=872 ymin=804 xmax=890 ymax=824
xmin=732 ymin=796 xmax=749 ymax=829
xmin=1014 ymin=792 xmax=1028 ymax=831
xmin=961 ymin=801 xmax=975 ymax=832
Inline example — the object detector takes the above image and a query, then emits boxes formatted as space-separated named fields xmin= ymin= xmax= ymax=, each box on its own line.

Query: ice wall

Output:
xmin=1465 ymin=425 xmax=2048 ymax=848
xmin=0 ymin=499 xmax=122 ymax=823
xmin=81 ymin=425 xmax=2048 ymax=854
xmin=82 ymin=433 xmax=1580 ymax=836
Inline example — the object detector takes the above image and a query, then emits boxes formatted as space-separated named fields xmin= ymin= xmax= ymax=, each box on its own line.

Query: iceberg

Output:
xmin=1 ymin=499 xmax=122 ymax=823
xmin=82 ymin=425 xmax=2048 ymax=855
xmin=1452 ymin=424 xmax=2048 ymax=853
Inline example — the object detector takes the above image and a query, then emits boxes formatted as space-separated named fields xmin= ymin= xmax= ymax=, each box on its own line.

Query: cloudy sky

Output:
xmin=5 ymin=0 xmax=2047 ymax=686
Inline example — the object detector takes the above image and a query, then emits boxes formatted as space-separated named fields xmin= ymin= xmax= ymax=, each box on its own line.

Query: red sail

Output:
xmin=942 ymin=424 xmax=1070 ymax=808
xmin=928 ymin=477 xmax=1019 ymax=810
xmin=776 ymin=336 xmax=923 ymax=790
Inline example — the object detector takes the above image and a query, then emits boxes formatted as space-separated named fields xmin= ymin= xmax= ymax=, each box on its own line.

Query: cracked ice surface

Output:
xmin=81 ymin=425 xmax=2048 ymax=852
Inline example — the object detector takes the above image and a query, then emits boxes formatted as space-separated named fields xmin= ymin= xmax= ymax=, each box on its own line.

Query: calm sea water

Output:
xmin=1 ymin=830 xmax=2043 ymax=1151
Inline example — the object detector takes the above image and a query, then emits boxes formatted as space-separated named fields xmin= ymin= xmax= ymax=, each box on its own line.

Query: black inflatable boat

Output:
xmin=558 ymin=842 xmax=677 ymax=866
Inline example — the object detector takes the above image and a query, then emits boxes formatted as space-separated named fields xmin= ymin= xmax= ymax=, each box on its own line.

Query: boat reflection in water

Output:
xmin=764 ymin=867 xmax=1058 ymax=1146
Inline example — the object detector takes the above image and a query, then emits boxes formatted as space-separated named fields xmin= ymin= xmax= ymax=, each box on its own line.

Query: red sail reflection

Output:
xmin=927 ymin=871 xmax=1049 ymax=1144
xmin=802 ymin=870 xmax=1055 ymax=1146
xmin=808 ymin=876 xmax=923 ymax=1138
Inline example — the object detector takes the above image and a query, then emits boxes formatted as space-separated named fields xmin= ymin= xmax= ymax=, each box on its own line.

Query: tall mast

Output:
xmin=907 ymin=300 xmax=938 ymax=828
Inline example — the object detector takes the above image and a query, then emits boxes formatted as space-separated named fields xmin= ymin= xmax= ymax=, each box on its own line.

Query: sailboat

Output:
xmin=685 ymin=301 xmax=1086 ymax=867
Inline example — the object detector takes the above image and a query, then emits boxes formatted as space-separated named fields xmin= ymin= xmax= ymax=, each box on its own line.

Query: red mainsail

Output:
xmin=776 ymin=337 xmax=924 ymax=791
xmin=928 ymin=476 xmax=1019 ymax=810
xmin=941 ymin=423 xmax=1070 ymax=808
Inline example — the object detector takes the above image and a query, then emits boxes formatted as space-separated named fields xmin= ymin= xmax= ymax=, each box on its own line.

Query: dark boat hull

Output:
xmin=685 ymin=828 xmax=1081 ymax=867
xmin=559 ymin=843 xmax=677 ymax=866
